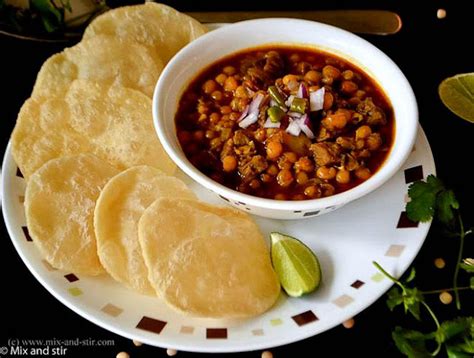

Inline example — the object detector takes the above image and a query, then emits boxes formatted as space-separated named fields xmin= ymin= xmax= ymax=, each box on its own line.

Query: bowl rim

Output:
xmin=153 ymin=18 xmax=418 ymax=211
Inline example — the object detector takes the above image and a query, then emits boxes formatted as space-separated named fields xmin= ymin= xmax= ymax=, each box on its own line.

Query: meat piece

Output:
xmin=245 ymin=66 xmax=270 ymax=86
xmin=316 ymin=126 xmax=334 ymax=142
xmin=263 ymin=51 xmax=285 ymax=77
xmin=343 ymin=154 xmax=360 ymax=171
xmin=220 ymin=139 xmax=234 ymax=160
xmin=336 ymin=136 xmax=355 ymax=150
xmin=356 ymin=97 xmax=387 ymax=126
xmin=238 ymin=155 xmax=268 ymax=182
xmin=310 ymin=142 xmax=342 ymax=167
xmin=233 ymin=130 xmax=250 ymax=146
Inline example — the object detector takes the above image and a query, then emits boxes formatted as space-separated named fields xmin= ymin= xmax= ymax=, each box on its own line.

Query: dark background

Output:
xmin=1 ymin=1 xmax=473 ymax=357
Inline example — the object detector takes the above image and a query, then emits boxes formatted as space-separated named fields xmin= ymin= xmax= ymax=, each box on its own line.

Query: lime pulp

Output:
xmin=270 ymin=232 xmax=322 ymax=297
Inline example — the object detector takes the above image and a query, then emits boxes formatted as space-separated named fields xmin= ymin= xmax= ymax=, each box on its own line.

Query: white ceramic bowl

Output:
xmin=153 ymin=18 xmax=418 ymax=220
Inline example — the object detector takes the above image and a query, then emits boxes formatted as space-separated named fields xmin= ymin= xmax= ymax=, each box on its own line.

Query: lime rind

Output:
xmin=270 ymin=232 xmax=322 ymax=297
xmin=439 ymin=72 xmax=474 ymax=123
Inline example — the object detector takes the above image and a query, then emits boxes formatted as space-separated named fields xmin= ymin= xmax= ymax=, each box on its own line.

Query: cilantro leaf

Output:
xmin=460 ymin=262 xmax=474 ymax=273
xmin=387 ymin=287 xmax=404 ymax=311
xmin=406 ymin=175 xmax=444 ymax=222
xmin=392 ymin=326 xmax=431 ymax=358
xmin=438 ymin=317 xmax=473 ymax=341
xmin=440 ymin=317 xmax=474 ymax=357
xmin=386 ymin=286 xmax=423 ymax=321
xmin=405 ymin=267 xmax=417 ymax=283
xmin=436 ymin=189 xmax=460 ymax=225
xmin=446 ymin=345 xmax=474 ymax=358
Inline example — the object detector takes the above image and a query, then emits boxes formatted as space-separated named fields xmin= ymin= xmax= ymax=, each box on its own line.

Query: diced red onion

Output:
xmin=238 ymin=93 xmax=265 ymax=128
xmin=249 ymin=93 xmax=264 ymax=113
xmin=287 ymin=111 xmax=303 ymax=118
xmin=298 ymin=114 xmax=315 ymax=139
xmin=309 ymin=87 xmax=325 ymax=112
xmin=285 ymin=95 xmax=295 ymax=107
xmin=286 ymin=119 xmax=301 ymax=136
xmin=237 ymin=105 xmax=249 ymax=122
xmin=263 ymin=118 xmax=281 ymax=128
xmin=238 ymin=112 xmax=258 ymax=128
xmin=297 ymin=83 xmax=308 ymax=98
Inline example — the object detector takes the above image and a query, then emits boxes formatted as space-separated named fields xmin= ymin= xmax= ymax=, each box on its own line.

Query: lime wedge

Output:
xmin=270 ymin=232 xmax=322 ymax=297
xmin=439 ymin=73 xmax=474 ymax=123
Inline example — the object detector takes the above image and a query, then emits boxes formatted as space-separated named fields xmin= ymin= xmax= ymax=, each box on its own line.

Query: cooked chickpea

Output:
xmin=277 ymin=169 xmax=294 ymax=187
xmin=260 ymin=173 xmax=272 ymax=183
xmin=292 ymin=194 xmax=305 ymax=200
xmin=283 ymin=152 xmax=298 ymax=163
xmin=342 ymin=318 xmax=355 ymax=329
xmin=205 ymin=130 xmax=216 ymax=139
xmin=235 ymin=85 xmax=247 ymax=98
xmin=220 ymin=105 xmax=232 ymax=114
xmin=322 ymin=112 xmax=348 ymax=130
xmin=249 ymin=178 xmax=261 ymax=189
xmin=254 ymin=128 xmax=266 ymax=142
xmin=209 ymin=112 xmax=221 ymax=124
xmin=356 ymin=125 xmax=372 ymax=140
xmin=342 ymin=70 xmax=354 ymax=80
xmin=202 ymin=79 xmax=217 ymax=94
xmin=304 ymin=185 xmax=318 ymax=197
xmin=274 ymin=193 xmax=287 ymax=200
xmin=266 ymin=141 xmax=283 ymax=160
xmin=224 ymin=76 xmax=238 ymax=91
xmin=132 ymin=340 xmax=143 ymax=347
xmin=434 ymin=258 xmax=446 ymax=269
xmin=355 ymin=89 xmax=366 ymax=99
xmin=336 ymin=169 xmax=351 ymax=184
xmin=178 ymin=131 xmax=191 ymax=144
xmin=197 ymin=103 xmax=209 ymax=114
xmin=267 ymin=164 xmax=279 ymax=176
xmin=116 ymin=352 xmax=130 ymax=358
xmin=341 ymin=80 xmax=358 ymax=94
xmin=304 ymin=70 xmax=321 ymax=83
xmin=321 ymin=184 xmax=335 ymax=196
xmin=439 ymin=291 xmax=453 ymax=305
xmin=322 ymin=65 xmax=341 ymax=80
xmin=294 ymin=157 xmax=314 ymax=172
xmin=223 ymin=65 xmax=236 ymax=75
xmin=166 ymin=349 xmax=178 ymax=357
xmin=366 ymin=133 xmax=382 ymax=150
xmin=229 ymin=112 xmax=240 ymax=121
xmin=193 ymin=130 xmax=204 ymax=141
xmin=355 ymin=167 xmax=371 ymax=180
xmin=296 ymin=171 xmax=309 ymax=185
xmin=289 ymin=53 xmax=301 ymax=63
xmin=282 ymin=74 xmax=299 ymax=85
xmin=215 ymin=73 xmax=227 ymax=86
xmin=356 ymin=139 xmax=365 ymax=149
xmin=222 ymin=155 xmax=237 ymax=172
xmin=296 ymin=62 xmax=312 ymax=75
xmin=261 ymin=351 xmax=273 ymax=358
xmin=323 ymin=91 xmax=334 ymax=110
xmin=317 ymin=166 xmax=337 ymax=180
xmin=211 ymin=90 xmax=223 ymax=101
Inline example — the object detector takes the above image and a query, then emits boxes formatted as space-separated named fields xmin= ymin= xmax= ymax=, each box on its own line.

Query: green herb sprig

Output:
xmin=374 ymin=175 xmax=473 ymax=357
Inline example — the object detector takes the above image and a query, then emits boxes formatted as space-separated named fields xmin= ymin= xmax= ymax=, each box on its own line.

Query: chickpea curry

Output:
xmin=175 ymin=46 xmax=395 ymax=201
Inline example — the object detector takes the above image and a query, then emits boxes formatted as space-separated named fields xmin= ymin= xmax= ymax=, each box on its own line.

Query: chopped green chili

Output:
xmin=267 ymin=106 xmax=285 ymax=123
xmin=290 ymin=97 xmax=307 ymax=114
